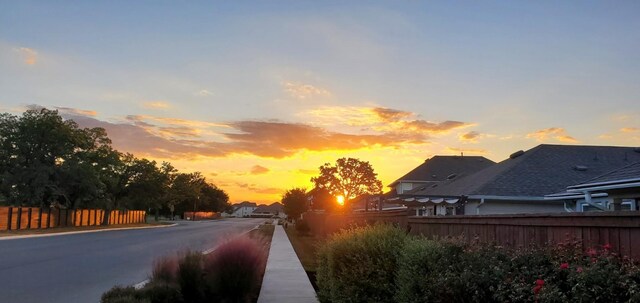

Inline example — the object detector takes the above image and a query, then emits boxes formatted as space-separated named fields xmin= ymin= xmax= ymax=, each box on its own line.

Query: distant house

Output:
xmin=252 ymin=202 xmax=285 ymax=218
xmin=401 ymin=145 xmax=640 ymax=216
xmin=547 ymin=160 xmax=640 ymax=212
xmin=230 ymin=201 xmax=257 ymax=217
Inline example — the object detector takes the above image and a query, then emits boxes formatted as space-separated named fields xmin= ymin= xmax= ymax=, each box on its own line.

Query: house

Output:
xmin=229 ymin=201 xmax=257 ymax=217
xmin=400 ymin=144 xmax=640 ymax=216
xmin=547 ymin=160 xmax=640 ymax=212
xmin=389 ymin=155 xmax=495 ymax=195
xmin=252 ymin=202 xmax=285 ymax=218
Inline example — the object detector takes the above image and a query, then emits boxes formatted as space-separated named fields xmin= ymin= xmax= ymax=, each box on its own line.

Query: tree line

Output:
xmin=0 ymin=108 xmax=230 ymax=220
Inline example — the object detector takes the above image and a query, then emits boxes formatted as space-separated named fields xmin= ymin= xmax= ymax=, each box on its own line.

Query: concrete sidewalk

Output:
xmin=258 ymin=225 xmax=318 ymax=303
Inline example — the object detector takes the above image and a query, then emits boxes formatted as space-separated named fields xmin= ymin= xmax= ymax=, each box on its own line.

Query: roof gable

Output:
xmin=390 ymin=155 xmax=495 ymax=186
xmin=411 ymin=145 xmax=640 ymax=197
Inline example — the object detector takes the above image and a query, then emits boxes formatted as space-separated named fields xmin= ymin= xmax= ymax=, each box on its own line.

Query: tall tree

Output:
xmin=310 ymin=158 xmax=383 ymax=208
xmin=282 ymin=187 xmax=308 ymax=220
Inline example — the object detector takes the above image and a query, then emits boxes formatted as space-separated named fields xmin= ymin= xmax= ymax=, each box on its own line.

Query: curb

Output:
xmin=133 ymin=223 xmax=263 ymax=289
xmin=0 ymin=223 xmax=178 ymax=241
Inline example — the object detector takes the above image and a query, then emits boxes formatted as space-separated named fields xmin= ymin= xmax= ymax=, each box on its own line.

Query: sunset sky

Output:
xmin=1 ymin=1 xmax=639 ymax=203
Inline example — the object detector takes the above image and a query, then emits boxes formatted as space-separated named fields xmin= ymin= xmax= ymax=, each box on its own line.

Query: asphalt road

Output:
xmin=0 ymin=218 xmax=265 ymax=303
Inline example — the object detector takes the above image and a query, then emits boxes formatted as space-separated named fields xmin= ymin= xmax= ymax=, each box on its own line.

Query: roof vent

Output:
xmin=509 ymin=150 xmax=525 ymax=159
xmin=634 ymin=147 xmax=640 ymax=153
xmin=431 ymin=184 xmax=438 ymax=188
xmin=446 ymin=174 xmax=457 ymax=180
xmin=574 ymin=165 xmax=588 ymax=171
xmin=431 ymin=174 xmax=437 ymax=179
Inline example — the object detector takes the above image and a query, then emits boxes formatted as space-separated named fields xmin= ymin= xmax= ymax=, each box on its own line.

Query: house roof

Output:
xmin=254 ymin=202 xmax=284 ymax=214
xmin=408 ymin=144 xmax=640 ymax=198
xmin=569 ymin=161 xmax=640 ymax=188
xmin=233 ymin=201 xmax=257 ymax=209
xmin=389 ymin=155 xmax=495 ymax=187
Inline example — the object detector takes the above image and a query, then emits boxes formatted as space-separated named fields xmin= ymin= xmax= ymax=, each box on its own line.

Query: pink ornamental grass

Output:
xmin=204 ymin=235 xmax=268 ymax=302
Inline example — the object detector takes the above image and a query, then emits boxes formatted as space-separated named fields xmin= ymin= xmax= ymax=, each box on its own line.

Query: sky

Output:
xmin=1 ymin=1 xmax=639 ymax=203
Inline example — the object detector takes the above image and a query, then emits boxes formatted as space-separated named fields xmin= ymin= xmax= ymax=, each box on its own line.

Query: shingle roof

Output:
xmin=569 ymin=161 xmax=640 ymax=189
xmin=389 ymin=155 xmax=495 ymax=186
xmin=254 ymin=202 xmax=284 ymax=213
xmin=233 ymin=201 xmax=257 ymax=209
xmin=408 ymin=144 xmax=640 ymax=198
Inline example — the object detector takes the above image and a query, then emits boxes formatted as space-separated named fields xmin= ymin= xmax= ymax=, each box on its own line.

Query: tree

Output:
xmin=310 ymin=158 xmax=383 ymax=208
xmin=281 ymin=188 xmax=308 ymax=221
xmin=307 ymin=186 xmax=336 ymax=212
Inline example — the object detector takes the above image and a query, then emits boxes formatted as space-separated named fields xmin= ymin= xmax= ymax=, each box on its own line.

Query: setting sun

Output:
xmin=336 ymin=195 xmax=345 ymax=206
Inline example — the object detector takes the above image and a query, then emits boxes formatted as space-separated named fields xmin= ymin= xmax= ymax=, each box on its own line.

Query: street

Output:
xmin=0 ymin=218 xmax=265 ymax=303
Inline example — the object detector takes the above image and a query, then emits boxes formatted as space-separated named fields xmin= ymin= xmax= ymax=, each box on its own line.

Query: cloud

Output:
xmin=621 ymin=127 xmax=639 ymax=133
xmin=195 ymin=89 xmax=214 ymax=96
xmin=235 ymin=183 xmax=282 ymax=195
xmin=305 ymin=106 xmax=472 ymax=135
xmin=143 ymin=101 xmax=171 ymax=110
xmin=250 ymin=165 xmax=270 ymax=175
xmin=58 ymin=105 xmax=471 ymax=159
xmin=55 ymin=107 xmax=97 ymax=117
xmin=283 ymin=82 xmax=332 ymax=99
xmin=447 ymin=147 xmax=488 ymax=155
xmin=526 ymin=127 xmax=578 ymax=143
xmin=15 ymin=47 xmax=37 ymax=65
xmin=296 ymin=169 xmax=317 ymax=175
xmin=459 ymin=131 xmax=481 ymax=142
xmin=371 ymin=107 xmax=413 ymax=122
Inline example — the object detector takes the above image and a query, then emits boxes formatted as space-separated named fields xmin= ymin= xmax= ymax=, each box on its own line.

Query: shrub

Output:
xmin=396 ymin=238 xmax=507 ymax=302
xmin=295 ymin=219 xmax=311 ymax=235
xmin=142 ymin=282 xmax=183 ymax=303
xmin=316 ymin=224 xmax=407 ymax=303
xmin=177 ymin=251 xmax=205 ymax=303
xmin=101 ymin=286 xmax=149 ymax=303
xmin=203 ymin=235 xmax=267 ymax=302
xmin=150 ymin=255 xmax=179 ymax=285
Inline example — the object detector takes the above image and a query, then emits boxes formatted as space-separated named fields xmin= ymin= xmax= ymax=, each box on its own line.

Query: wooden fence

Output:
xmin=303 ymin=210 xmax=640 ymax=260
xmin=183 ymin=211 xmax=220 ymax=220
xmin=0 ymin=207 xmax=146 ymax=231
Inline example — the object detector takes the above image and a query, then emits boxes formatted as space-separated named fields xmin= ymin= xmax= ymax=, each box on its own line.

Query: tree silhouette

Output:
xmin=310 ymin=157 xmax=383 ymax=208
xmin=282 ymin=187 xmax=308 ymax=221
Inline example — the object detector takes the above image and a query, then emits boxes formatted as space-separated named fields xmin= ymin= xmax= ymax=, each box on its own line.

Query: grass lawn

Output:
xmin=284 ymin=226 xmax=320 ymax=272
xmin=0 ymin=221 xmax=173 ymax=237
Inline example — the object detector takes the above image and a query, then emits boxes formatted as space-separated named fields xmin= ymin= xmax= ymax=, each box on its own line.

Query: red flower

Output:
xmin=587 ymin=248 xmax=597 ymax=256
xmin=533 ymin=279 xmax=545 ymax=295
xmin=603 ymin=243 xmax=612 ymax=251
xmin=560 ymin=263 xmax=569 ymax=270
xmin=576 ymin=266 xmax=583 ymax=273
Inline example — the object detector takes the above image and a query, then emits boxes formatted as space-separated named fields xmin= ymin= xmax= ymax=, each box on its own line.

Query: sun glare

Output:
xmin=336 ymin=195 xmax=345 ymax=206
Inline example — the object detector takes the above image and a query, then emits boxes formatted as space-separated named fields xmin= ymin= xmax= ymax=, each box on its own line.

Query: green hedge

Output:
xmin=316 ymin=225 xmax=640 ymax=303
xmin=317 ymin=224 xmax=408 ymax=303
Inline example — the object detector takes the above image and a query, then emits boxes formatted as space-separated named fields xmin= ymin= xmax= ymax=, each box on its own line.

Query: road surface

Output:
xmin=0 ymin=218 xmax=265 ymax=303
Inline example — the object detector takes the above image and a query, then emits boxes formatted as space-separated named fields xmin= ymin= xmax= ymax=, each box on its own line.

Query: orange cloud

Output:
xmin=235 ymin=183 xmax=282 ymax=195
xmin=55 ymin=107 xmax=97 ymax=117
xmin=621 ymin=127 xmax=639 ymax=133
xmin=251 ymin=165 xmax=270 ymax=175
xmin=371 ymin=107 xmax=413 ymax=122
xmin=143 ymin=101 xmax=171 ymax=110
xmin=459 ymin=131 xmax=481 ymax=142
xmin=526 ymin=127 xmax=578 ymax=143
xmin=16 ymin=47 xmax=37 ymax=65
xmin=283 ymin=82 xmax=332 ymax=99
xmin=59 ymin=105 xmax=471 ymax=160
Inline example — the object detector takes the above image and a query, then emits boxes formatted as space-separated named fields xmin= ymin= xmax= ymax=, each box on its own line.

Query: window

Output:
xmin=445 ymin=206 xmax=456 ymax=216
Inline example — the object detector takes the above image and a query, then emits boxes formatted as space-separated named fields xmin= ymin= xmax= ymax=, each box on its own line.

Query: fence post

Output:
xmin=16 ymin=207 xmax=22 ymax=230
xmin=79 ymin=209 xmax=84 ymax=227
xmin=7 ymin=207 xmax=12 ymax=231
xmin=27 ymin=208 xmax=32 ymax=229
xmin=46 ymin=208 xmax=51 ymax=228
xmin=37 ymin=208 xmax=42 ymax=229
